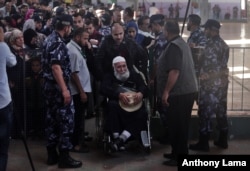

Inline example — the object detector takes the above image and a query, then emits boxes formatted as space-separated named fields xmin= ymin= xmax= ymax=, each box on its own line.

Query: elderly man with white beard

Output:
xmin=100 ymin=56 xmax=148 ymax=152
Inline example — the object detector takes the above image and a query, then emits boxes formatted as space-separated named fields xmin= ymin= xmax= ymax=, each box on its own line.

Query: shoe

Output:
xmin=189 ymin=142 xmax=209 ymax=152
xmin=119 ymin=145 xmax=126 ymax=151
xmin=214 ymin=130 xmax=228 ymax=149
xmin=70 ymin=144 xmax=89 ymax=153
xmin=214 ymin=140 xmax=228 ymax=149
xmin=189 ymin=133 xmax=210 ymax=152
xmin=108 ymin=138 xmax=125 ymax=152
xmin=85 ymin=113 xmax=95 ymax=119
xmin=107 ymin=142 xmax=118 ymax=153
xmin=47 ymin=146 xmax=59 ymax=165
xmin=163 ymin=159 xmax=178 ymax=166
xmin=84 ymin=135 xmax=93 ymax=142
xmin=58 ymin=151 xmax=82 ymax=168
xmin=163 ymin=153 xmax=174 ymax=159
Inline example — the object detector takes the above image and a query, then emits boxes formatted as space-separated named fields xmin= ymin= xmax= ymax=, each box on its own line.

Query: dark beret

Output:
xmin=57 ymin=14 xmax=73 ymax=26
xmin=201 ymin=19 xmax=221 ymax=30
xmin=150 ymin=14 xmax=165 ymax=24
xmin=188 ymin=14 xmax=201 ymax=25
xmin=33 ymin=15 xmax=42 ymax=23
xmin=56 ymin=7 xmax=65 ymax=16
xmin=101 ymin=13 xmax=111 ymax=25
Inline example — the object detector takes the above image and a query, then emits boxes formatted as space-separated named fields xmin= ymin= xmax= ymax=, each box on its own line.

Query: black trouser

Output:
xmin=105 ymin=100 xmax=147 ymax=139
xmin=71 ymin=94 xmax=87 ymax=146
xmin=158 ymin=93 xmax=196 ymax=157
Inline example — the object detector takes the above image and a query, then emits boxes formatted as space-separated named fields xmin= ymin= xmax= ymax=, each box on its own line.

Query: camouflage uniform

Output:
xmin=187 ymin=27 xmax=207 ymax=77
xmin=198 ymin=35 xmax=229 ymax=134
xmin=150 ymin=31 xmax=167 ymax=118
xmin=153 ymin=31 xmax=167 ymax=62
xmin=42 ymin=31 xmax=75 ymax=150
xmin=187 ymin=27 xmax=207 ymax=47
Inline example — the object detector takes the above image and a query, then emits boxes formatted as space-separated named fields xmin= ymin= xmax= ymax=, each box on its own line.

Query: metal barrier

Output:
xmin=228 ymin=47 xmax=250 ymax=111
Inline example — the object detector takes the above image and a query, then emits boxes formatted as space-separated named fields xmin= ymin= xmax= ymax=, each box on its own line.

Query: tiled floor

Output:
xmin=6 ymin=114 xmax=250 ymax=171
xmin=7 ymin=134 xmax=250 ymax=171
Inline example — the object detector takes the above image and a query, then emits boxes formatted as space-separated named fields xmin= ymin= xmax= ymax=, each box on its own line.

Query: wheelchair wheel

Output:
xmin=144 ymin=146 xmax=151 ymax=154
xmin=95 ymin=107 xmax=105 ymax=146
xmin=103 ymin=134 xmax=114 ymax=155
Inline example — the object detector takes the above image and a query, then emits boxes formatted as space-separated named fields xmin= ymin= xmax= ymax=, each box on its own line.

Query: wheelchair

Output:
xmin=95 ymin=97 xmax=152 ymax=154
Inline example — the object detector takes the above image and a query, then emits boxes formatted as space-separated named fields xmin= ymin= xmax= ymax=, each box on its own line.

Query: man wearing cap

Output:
xmin=41 ymin=14 xmax=82 ymax=168
xmin=149 ymin=14 xmax=167 ymax=66
xmin=149 ymin=14 xmax=167 ymax=118
xmin=189 ymin=19 xmax=230 ymax=152
xmin=187 ymin=14 xmax=207 ymax=48
xmin=186 ymin=14 xmax=207 ymax=102
xmin=157 ymin=20 xmax=198 ymax=166
xmin=99 ymin=13 xmax=111 ymax=36
xmin=187 ymin=14 xmax=207 ymax=74
xmin=100 ymin=56 xmax=148 ymax=152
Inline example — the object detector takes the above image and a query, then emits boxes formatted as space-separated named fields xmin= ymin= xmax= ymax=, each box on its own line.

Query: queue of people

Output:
xmin=0 ymin=1 xmax=230 ymax=170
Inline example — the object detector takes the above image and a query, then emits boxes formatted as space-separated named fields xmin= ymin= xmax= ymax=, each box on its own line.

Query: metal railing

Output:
xmin=227 ymin=47 xmax=250 ymax=111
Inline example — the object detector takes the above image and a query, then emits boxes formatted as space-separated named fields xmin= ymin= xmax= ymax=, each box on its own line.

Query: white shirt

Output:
xmin=0 ymin=42 xmax=16 ymax=109
xmin=149 ymin=6 xmax=160 ymax=17
xmin=0 ymin=7 xmax=10 ymax=18
xmin=67 ymin=40 xmax=92 ymax=95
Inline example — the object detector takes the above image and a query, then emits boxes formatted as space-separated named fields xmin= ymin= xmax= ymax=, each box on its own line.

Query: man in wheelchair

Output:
xmin=100 ymin=56 xmax=148 ymax=152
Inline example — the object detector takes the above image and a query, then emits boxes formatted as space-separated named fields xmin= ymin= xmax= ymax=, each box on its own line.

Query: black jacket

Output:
xmin=95 ymin=35 xmax=148 ymax=81
xmin=100 ymin=69 xmax=148 ymax=100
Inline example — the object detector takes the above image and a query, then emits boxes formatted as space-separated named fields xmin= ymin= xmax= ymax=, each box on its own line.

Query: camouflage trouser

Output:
xmin=43 ymin=81 xmax=75 ymax=150
xmin=198 ymin=84 xmax=228 ymax=134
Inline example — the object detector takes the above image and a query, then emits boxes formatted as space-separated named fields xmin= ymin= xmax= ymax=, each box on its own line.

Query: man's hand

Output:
xmin=80 ymin=92 xmax=88 ymax=103
xmin=162 ymin=91 xmax=169 ymax=106
xmin=90 ymin=39 xmax=98 ymax=46
xmin=119 ymin=92 xmax=143 ymax=105
xmin=119 ymin=92 xmax=130 ymax=105
xmin=134 ymin=92 xmax=143 ymax=105
xmin=62 ymin=89 xmax=71 ymax=105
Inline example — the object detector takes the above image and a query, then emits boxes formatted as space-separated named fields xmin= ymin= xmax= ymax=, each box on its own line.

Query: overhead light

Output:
xmin=229 ymin=66 xmax=249 ymax=72
xmin=234 ymin=73 xmax=250 ymax=79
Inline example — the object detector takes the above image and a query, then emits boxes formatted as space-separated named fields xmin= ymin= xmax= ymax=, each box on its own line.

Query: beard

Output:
xmin=114 ymin=70 xmax=130 ymax=82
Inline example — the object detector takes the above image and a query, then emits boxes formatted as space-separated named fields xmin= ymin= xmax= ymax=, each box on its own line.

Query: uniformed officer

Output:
xmin=149 ymin=14 xmax=167 ymax=119
xmin=187 ymin=14 xmax=207 ymax=77
xmin=189 ymin=19 xmax=230 ymax=152
xmin=41 ymin=14 xmax=82 ymax=168
xmin=186 ymin=14 xmax=207 ymax=102
xmin=187 ymin=14 xmax=207 ymax=48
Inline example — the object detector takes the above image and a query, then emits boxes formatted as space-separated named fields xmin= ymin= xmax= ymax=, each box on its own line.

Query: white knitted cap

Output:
xmin=112 ymin=56 xmax=126 ymax=65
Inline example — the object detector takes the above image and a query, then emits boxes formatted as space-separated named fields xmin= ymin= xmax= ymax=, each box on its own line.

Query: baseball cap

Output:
xmin=84 ymin=12 xmax=95 ymax=20
xmin=201 ymin=19 xmax=221 ymax=30
xmin=56 ymin=7 xmax=65 ymax=16
xmin=150 ymin=14 xmax=165 ymax=26
xmin=56 ymin=14 xmax=73 ymax=26
xmin=101 ymin=13 xmax=111 ymax=25
xmin=188 ymin=14 xmax=201 ymax=25
xmin=33 ymin=15 xmax=42 ymax=23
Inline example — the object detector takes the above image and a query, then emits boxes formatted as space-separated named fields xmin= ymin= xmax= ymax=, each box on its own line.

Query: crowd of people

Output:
xmin=0 ymin=0 xmax=230 ymax=170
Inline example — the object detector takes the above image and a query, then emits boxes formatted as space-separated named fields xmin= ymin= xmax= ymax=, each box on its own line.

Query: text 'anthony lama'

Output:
xmin=182 ymin=159 xmax=247 ymax=168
